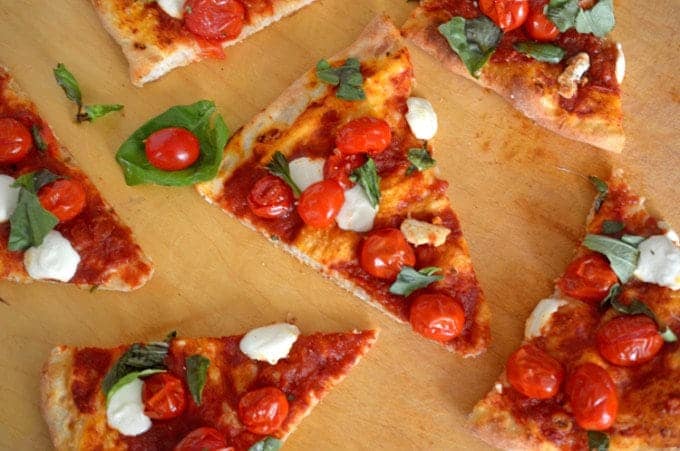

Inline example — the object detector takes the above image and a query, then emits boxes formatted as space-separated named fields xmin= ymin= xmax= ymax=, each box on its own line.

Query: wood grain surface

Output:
xmin=0 ymin=1 xmax=678 ymax=449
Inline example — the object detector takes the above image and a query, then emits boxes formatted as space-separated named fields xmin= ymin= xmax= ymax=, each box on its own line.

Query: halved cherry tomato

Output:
xmin=247 ymin=175 xmax=294 ymax=219
xmin=174 ymin=427 xmax=233 ymax=451
xmin=323 ymin=151 xmax=365 ymax=189
xmin=506 ymin=344 xmax=563 ymax=399
xmin=184 ymin=0 xmax=245 ymax=41
xmin=0 ymin=117 xmax=32 ymax=164
xmin=38 ymin=179 xmax=87 ymax=222
xmin=145 ymin=127 xmax=201 ymax=171
xmin=360 ymin=228 xmax=415 ymax=280
xmin=596 ymin=315 xmax=664 ymax=367
xmin=566 ymin=363 xmax=618 ymax=431
xmin=297 ymin=180 xmax=344 ymax=228
xmin=409 ymin=293 xmax=465 ymax=342
xmin=335 ymin=117 xmax=392 ymax=156
xmin=557 ymin=254 xmax=618 ymax=304
xmin=479 ymin=0 xmax=529 ymax=31
xmin=524 ymin=0 xmax=559 ymax=42
xmin=238 ymin=386 xmax=289 ymax=435
xmin=142 ymin=373 xmax=187 ymax=420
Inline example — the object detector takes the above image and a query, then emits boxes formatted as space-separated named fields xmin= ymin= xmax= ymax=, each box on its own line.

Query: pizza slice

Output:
xmin=470 ymin=170 xmax=680 ymax=449
xmin=0 ymin=65 xmax=153 ymax=291
xmin=402 ymin=0 xmax=625 ymax=152
xmin=90 ymin=0 xmax=317 ymax=86
xmin=41 ymin=324 xmax=377 ymax=449
xmin=194 ymin=15 xmax=490 ymax=356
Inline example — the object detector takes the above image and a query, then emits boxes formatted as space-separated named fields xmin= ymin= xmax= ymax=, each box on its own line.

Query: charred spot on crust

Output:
xmin=133 ymin=42 xmax=146 ymax=50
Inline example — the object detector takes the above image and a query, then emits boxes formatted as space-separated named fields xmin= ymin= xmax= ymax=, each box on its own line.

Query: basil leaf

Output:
xmin=186 ymin=354 xmax=210 ymax=405
xmin=582 ymin=234 xmax=639 ymax=283
xmin=439 ymin=16 xmax=501 ymax=78
xmin=7 ymin=189 xmax=59 ymax=251
xmin=589 ymin=175 xmax=608 ymax=212
xmin=407 ymin=147 xmax=436 ymax=174
xmin=78 ymin=104 xmax=124 ymax=123
xmin=116 ymin=100 xmax=229 ymax=186
xmin=106 ymin=369 xmax=165 ymax=405
xmin=588 ymin=431 xmax=609 ymax=451
xmin=248 ymin=437 xmax=282 ymax=451
xmin=349 ymin=158 xmax=381 ymax=207
xmin=267 ymin=151 xmax=301 ymax=197
xmin=390 ymin=266 xmax=443 ymax=297
xmin=620 ymin=234 xmax=645 ymax=246
xmin=660 ymin=326 xmax=678 ymax=343
xmin=53 ymin=63 xmax=82 ymax=108
xmin=601 ymin=220 xmax=624 ymax=235
xmin=575 ymin=0 xmax=615 ymax=37
xmin=513 ymin=42 xmax=565 ymax=63
xmin=13 ymin=169 xmax=60 ymax=194
xmin=546 ymin=0 xmax=579 ymax=32
xmin=164 ymin=330 xmax=177 ymax=343
xmin=599 ymin=283 xmax=621 ymax=309
xmin=101 ymin=341 xmax=169 ymax=395
xmin=316 ymin=58 xmax=366 ymax=101
xmin=31 ymin=125 xmax=47 ymax=152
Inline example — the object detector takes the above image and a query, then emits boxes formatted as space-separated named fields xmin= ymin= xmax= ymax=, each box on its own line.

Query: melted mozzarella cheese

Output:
xmin=24 ymin=231 xmax=81 ymax=282
xmin=634 ymin=235 xmax=680 ymax=290
xmin=289 ymin=157 xmax=324 ymax=192
xmin=524 ymin=298 xmax=567 ymax=339
xmin=0 ymin=175 xmax=20 ymax=222
xmin=106 ymin=378 xmax=152 ymax=436
xmin=615 ymin=42 xmax=625 ymax=84
xmin=336 ymin=184 xmax=378 ymax=233
xmin=157 ymin=0 xmax=186 ymax=19
xmin=405 ymin=97 xmax=438 ymax=140
xmin=239 ymin=323 xmax=300 ymax=365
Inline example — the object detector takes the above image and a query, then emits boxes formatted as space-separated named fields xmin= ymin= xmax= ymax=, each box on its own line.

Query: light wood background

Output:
xmin=0 ymin=0 xmax=678 ymax=449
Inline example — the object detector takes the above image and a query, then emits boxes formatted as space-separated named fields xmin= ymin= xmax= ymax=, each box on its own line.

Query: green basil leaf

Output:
xmin=599 ymin=283 xmax=621 ymax=309
xmin=546 ymin=0 xmax=580 ymax=32
xmin=601 ymin=220 xmax=624 ymax=235
xmin=390 ymin=266 xmax=443 ymax=297
xmin=186 ymin=354 xmax=210 ymax=405
xmin=7 ymin=189 xmax=59 ymax=251
xmin=316 ymin=60 xmax=341 ymax=85
xmin=407 ymin=147 xmax=436 ymax=175
xmin=611 ymin=297 xmax=655 ymax=319
xmin=248 ymin=437 xmax=282 ymax=451
xmin=13 ymin=169 xmax=60 ymax=194
xmin=349 ymin=157 xmax=381 ymax=207
xmin=78 ymin=104 xmax=124 ymax=123
xmin=106 ymin=368 xmax=165 ymax=405
xmin=439 ymin=16 xmax=501 ymax=78
xmin=575 ymin=0 xmax=615 ymax=37
xmin=513 ymin=42 xmax=565 ymax=63
xmin=101 ymin=341 xmax=169 ymax=396
xmin=316 ymin=58 xmax=366 ymax=101
xmin=31 ymin=125 xmax=47 ymax=152
xmin=116 ymin=100 xmax=229 ymax=186
xmin=620 ymin=234 xmax=645 ymax=246
xmin=589 ymin=175 xmax=608 ymax=212
xmin=465 ymin=16 xmax=503 ymax=53
xmin=588 ymin=430 xmax=609 ymax=451
xmin=53 ymin=63 xmax=82 ymax=108
xmin=660 ymin=326 xmax=678 ymax=343
xmin=267 ymin=151 xmax=301 ymax=197
xmin=164 ymin=330 xmax=177 ymax=343
xmin=582 ymin=234 xmax=639 ymax=283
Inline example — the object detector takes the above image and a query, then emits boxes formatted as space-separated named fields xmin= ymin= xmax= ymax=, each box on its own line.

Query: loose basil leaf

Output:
xmin=186 ymin=354 xmax=210 ymax=405
xmin=620 ymin=234 xmax=645 ymax=246
xmin=390 ymin=266 xmax=443 ymax=297
xmin=513 ymin=42 xmax=565 ymax=63
xmin=101 ymin=341 xmax=169 ymax=395
xmin=78 ymin=104 xmax=124 ymax=123
xmin=601 ymin=220 xmax=624 ymax=235
xmin=53 ymin=63 xmax=82 ymax=108
xmin=588 ymin=430 xmax=609 ymax=451
xmin=248 ymin=437 xmax=282 ymax=451
xmin=599 ymin=283 xmax=621 ymax=309
xmin=267 ymin=151 xmax=301 ymax=197
xmin=106 ymin=369 xmax=165 ymax=405
xmin=116 ymin=100 xmax=229 ymax=186
xmin=439 ymin=16 xmax=501 ymax=78
xmin=582 ymin=234 xmax=638 ymax=283
xmin=575 ymin=0 xmax=615 ymax=37
xmin=316 ymin=58 xmax=366 ymax=101
xmin=31 ymin=125 xmax=47 ymax=152
xmin=349 ymin=157 xmax=380 ymax=207
xmin=589 ymin=175 xmax=608 ymax=212
xmin=407 ymin=147 xmax=436 ymax=175
xmin=545 ymin=0 xmax=580 ymax=32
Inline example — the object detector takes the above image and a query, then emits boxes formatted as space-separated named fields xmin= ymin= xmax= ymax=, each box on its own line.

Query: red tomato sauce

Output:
xmin=71 ymin=347 xmax=116 ymax=413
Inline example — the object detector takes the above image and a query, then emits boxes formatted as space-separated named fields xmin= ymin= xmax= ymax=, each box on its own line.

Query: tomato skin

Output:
xmin=566 ymin=363 xmax=618 ymax=431
xmin=238 ymin=387 xmax=289 ymax=435
xmin=247 ymin=175 xmax=294 ymax=219
xmin=142 ymin=373 xmax=187 ymax=420
xmin=145 ymin=127 xmax=201 ymax=171
xmin=479 ymin=0 xmax=529 ymax=31
xmin=297 ymin=180 xmax=344 ymax=228
xmin=335 ymin=117 xmax=392 ymax=156
xmin=557 ymin=254 xmax=618 ymax=304
xmin=596 ymin=315 xmax=664 ymax=367
xmin=506 ymin=344 xmax=563 ymax=399
xmin=184 ymin=0 xmax=245 ymax=41
xmin=174 ymin=427 xmax=233 ymax=451
xmin=323 ymin=151 xmax=365 ymax=189
xmin=360 ymin=228 xmax=416 ymax=280
xmin=0 ymin=118 xmax=32 ymax=164
xmin=409 ymin=293 xmax=465 ymax=342
xmin=38 ymin=179 xmax=87 ymax=222
xmin=524 ymin=0 xmax=559 ymax=42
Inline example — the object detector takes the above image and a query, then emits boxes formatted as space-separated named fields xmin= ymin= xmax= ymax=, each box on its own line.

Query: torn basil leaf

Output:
xmin=601 ymin=220 xmax=624 ymax=235
xmin=407 ymin=147 xmax=436 ymax=174
xmin=248 ymin=437 xmax=282 ymax=451
xmin=438 ymin=16 xmax=501 ymax=78
xmin=588 ymin=430 xmax=609 ymax=451
xmin=582 ymin=234 xmax=638 ymax=283
xmin=101 ymin=341 xmax=170 ymax=396
xmin=267 ymin=151 xmax=301 ymax=197
xmin=31 ymin=125 xmax=47 ymax=151
xmin=349 ymin=157 xmax=381 ymax=207
xmin=545 ymin=0 xmax=580 ymax=32
xmin=575 ymin=0 xmax=615 ymax=37
xmin=316 ymin=58 xmax=365 ymax=101
xmin=589 ymin=175 xmax=608 ymax=212
xmin=513 ymin=42 xmax=565 ymax=63
xmin=186 ymin=354 xmax=210 ymax=405
xmin=106 ymin=368 xmax=165 ymax=405
xmin=390 ymin=266 xmax=443 ymax=297
xmin=53 ymin=63 xmax=82 ymax=108
xmin=78 ymin=104 xmax=124 ymax=123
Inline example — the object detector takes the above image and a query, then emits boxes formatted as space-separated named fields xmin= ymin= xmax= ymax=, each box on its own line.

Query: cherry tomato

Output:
xmin=142 ymin=373 xmax=187 ymax=420
xmin=506 ymin=344 xmax=563 ymax=399
xmin=238 ymin=386 xmax=289 ymax=435
xmin=596 ymin=315 xmax=664 ymax=367
xmin=524 ymin=0 xmax=559 ymax=42
xmin=297 ymin=180 xmax=344 ymax=228
xmin=145 ymin=127 xmax=201 ymax=171
xmin=323 ymin=151 xmax=365 ymax=189
xmin=174 ymin=427 xmax=233 ymax=451
xmin=247 ymin=175 xmax=294 ymax=219
xmin=38 ymin=179 xmax=87 ymax=222
xmin=184 ymin=0 xmax=245 ymax=41
xmin=557 ymin=254 xmax=618 ymax=304
xmin=409 ymin=293 xmax=465 ymax=342
xmin=566 ymin=363 xmax=618 ymax=431
xmin=0 ymin=117 xmax=32 ymax=164
xmin=360 ymin=228 xmax=416 ymax=280
xmin=335 ymin=117 xmax=392 ymax=156
xmin=479 ymin=0 xmax=529 ymax=31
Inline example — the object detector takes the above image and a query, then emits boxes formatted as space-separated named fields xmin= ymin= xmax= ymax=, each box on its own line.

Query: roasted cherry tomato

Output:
xmin=557 ymin=254 xmax=618 ymax=304
xmin=524 ymin=0 xmax=559 ymax=42
xmin=479 ymin=0 xmax=529 ymax=31
xmin=145 ymin=127 xmax=201 ymax=171
xmin=506 ymin=344 xmax=563 ymax=399
xmin=297 ymin=180 xmax=344 ymax=228
xmin=409 ymin=293 xmax=465 ymax=342
xmin=360 ymin=228 xmax=416 ymax=280
xmin=566 ymin=363 xmax=618 ymax=431
xmin=335 ymin=117 xmax=392 ymax=156
xmin=238 ymin=386 xmax=289 ymax=435
xmin=0 ymin=117 xmax=32 ymax=164
xmin=142 ymin=373 xmax=187 ymax=420
xmin=184 ymin=0 xmax=246 ymax=41
xmin=38 ymin=179 xmax=87 ymax=222
xmin=174 ymin=427 xmax=233 ymax=451
xmin=323 ymin=151 xmax=365 ymax=189
xmin=247 ymin=175 xmax=294 ymax=219
xmin=596 ymin=315 xmax=664 ymax=367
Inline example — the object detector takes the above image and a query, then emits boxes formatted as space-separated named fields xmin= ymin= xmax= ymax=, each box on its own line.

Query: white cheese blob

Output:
xmin=239 ymin=323 xmax=300 ymax=365
xmin=335 ymin=184 xmax=378 ymax=233
xmin=0 ymin=175 xmax=20 ymax=222
xmin=524 ymin=298 xmax=568 ymax=339
xmin=634 ymin=235 xmax=680 ymax=290
xmin=289 ymin=157 xmax=325 ymax=192
xmin=615 ymin=42 xmax=625 ymax=84
xmin=405 ymin=97 xmax=438 ymax=140
xmin=157 ymin=0 xmax=186 ymax=19
xmin=106 ymin=378 xmax=152 ymax=436
xmin=24 ymin=231 xmax=81 ymax=282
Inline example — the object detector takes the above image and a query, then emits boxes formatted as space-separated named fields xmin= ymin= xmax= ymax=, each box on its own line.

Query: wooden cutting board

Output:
xmin=0 ymin=1 xmax=678 ymax=449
